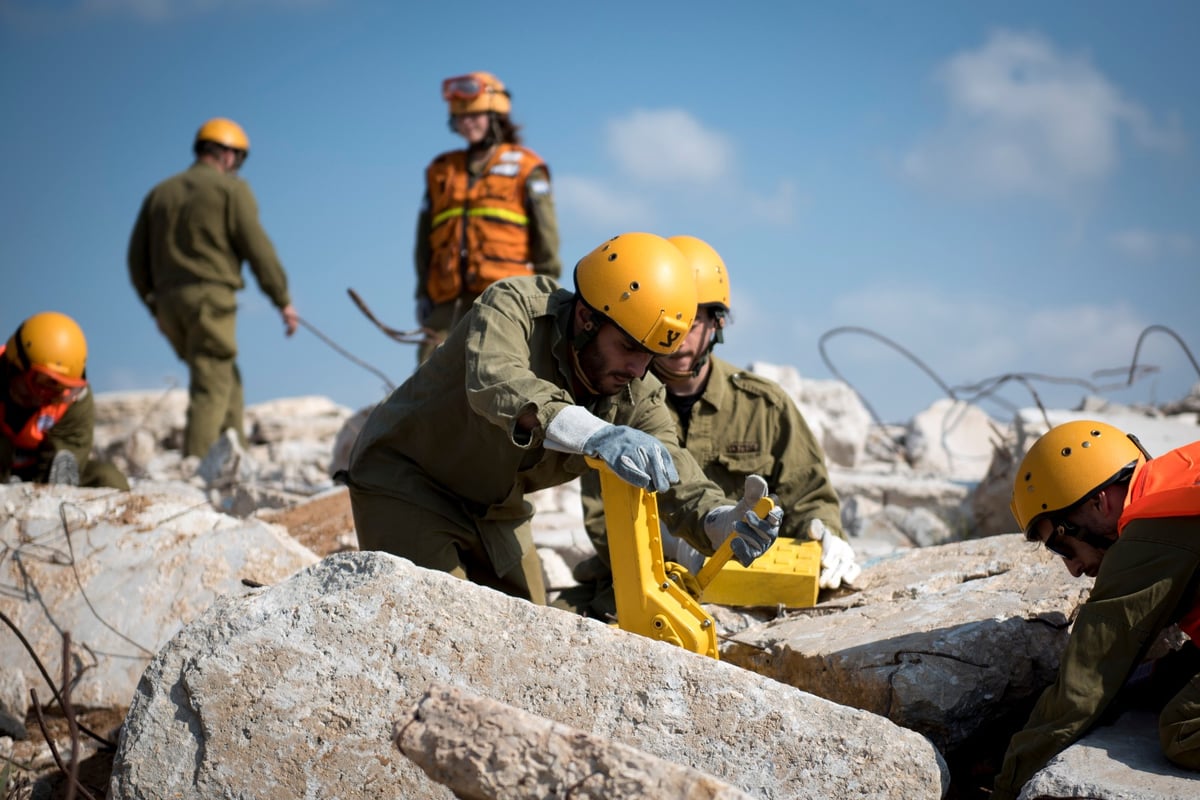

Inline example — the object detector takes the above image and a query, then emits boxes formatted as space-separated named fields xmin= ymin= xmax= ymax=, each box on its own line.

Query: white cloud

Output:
xmin=1109 ymin=228 xmax=1196 ymax=260
xmin=605 ymin=109 xmax=733 ymax=184
xmin=553 ymin=175 xmax=656 ymax=230
xmin=557 ymin=109 xmax=796 ymax=231
xmin=902 ymin=30 xmax=1184 ymax=199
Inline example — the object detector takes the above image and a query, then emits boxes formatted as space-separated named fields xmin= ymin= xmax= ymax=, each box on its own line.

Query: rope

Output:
xmin=296 ymin=315 xmax=396 ymax=394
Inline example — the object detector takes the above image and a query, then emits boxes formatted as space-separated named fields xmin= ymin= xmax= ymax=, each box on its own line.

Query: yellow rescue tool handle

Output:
xmin=694 ymin=496 xmax=776 ymax=589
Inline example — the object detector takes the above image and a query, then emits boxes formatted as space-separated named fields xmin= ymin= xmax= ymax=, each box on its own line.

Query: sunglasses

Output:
xmin=1043 ymin=519 xmax=1082 ymax=559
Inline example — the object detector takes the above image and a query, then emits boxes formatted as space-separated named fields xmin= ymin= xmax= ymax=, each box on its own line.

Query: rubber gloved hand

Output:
xmin=544 ymin=406 xmax=678 ymax=493
xmin=583 ymin=425 xmax=677 ymax=492
xmin=703 ymin=474 xmax=783 ymax=567
xmin=809 ymin=519 xmax=861 ymax=589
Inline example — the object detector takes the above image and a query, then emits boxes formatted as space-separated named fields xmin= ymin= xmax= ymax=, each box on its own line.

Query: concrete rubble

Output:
xmin=0 ymin=369 xmax=1196 ymax=799
xmin=109 ymin=551 xmax=950 ymax=800
xmin=396 ymin=682 xmax=760 ymax=799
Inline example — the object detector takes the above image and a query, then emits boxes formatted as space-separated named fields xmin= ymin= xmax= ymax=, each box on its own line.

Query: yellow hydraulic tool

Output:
xmin=698 ymin=537 xmax=822 ymax=608
xmin=587 ymin=457 xmax=719 ymax=658
xmin=588 ymin=457 xmax=778 ymax=659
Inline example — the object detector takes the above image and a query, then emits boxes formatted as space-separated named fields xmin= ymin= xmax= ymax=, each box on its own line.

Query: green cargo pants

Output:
xmin=348 ymin=483 xmax=546 ymax=605
xmin=1160 ymin=667 xmax=1200 ymax=768
xmin=155 ymin=284 xmax=245 ymax=458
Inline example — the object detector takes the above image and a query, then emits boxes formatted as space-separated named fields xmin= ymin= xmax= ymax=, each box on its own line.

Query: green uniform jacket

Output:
xmin=992 ymin=513 xmax=1200 ymax=799
xmin=0 ymin=376 xmax=95 ymax=483
xmin=347 ymin=275 xmax=728 ymax=576
xmin=413 ymin=159 xmax=561 ymax=304
xmin=581 ymin=355 xmax=843 ymax=557
xmin=128 ymin=162 xmax=292 ymax=314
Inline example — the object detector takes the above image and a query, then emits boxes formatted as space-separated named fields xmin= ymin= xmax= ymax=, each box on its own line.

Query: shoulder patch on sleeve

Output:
xmin=528 ymin=178 xmax=551 ymax=196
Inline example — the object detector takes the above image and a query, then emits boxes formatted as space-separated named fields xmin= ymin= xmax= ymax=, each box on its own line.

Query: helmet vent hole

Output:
xmin=1060 ymin=447 xmax=1072 ymax=457
xmin=1023 ymin=472 xmax=1032 ymax=482
xmin=1091 ymin=429 xmax=1102 ymax=437
xmin=1081 ymin=441 xmax=1091 ymax=448
xmin=607 ymin=253 xmax=617 ymax=262
xmin=1041 ymin=503 xmax=1048 ymax=510
xmin=628 ymin=281 xmax=640 ymax=291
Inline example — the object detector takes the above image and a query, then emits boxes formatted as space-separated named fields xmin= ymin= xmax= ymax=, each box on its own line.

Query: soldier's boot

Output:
xmin=48 ymin=450 xmax=79 ymax=486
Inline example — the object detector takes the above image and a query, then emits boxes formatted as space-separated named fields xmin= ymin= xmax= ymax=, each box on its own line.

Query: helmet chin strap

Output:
xmin=652 ymin=315 xmax=723 ymax=382
xmin=569 ymin=304 xmax=603 ymax=396
xmin=651 ymin=349 xmax=711 ymax=382
xmin=569 ymin=343 xmax=601 ymax=396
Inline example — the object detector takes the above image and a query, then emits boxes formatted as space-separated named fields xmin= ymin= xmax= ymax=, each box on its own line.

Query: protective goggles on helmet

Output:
xmin=442 ymin=75 xmax=487 ymax=102
xmin=16 ymin=363 xmax=86 ymax=405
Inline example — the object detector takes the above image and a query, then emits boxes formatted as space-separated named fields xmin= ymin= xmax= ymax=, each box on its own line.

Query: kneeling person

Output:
xmin=1 ymin=312 xmax=128 ymax=489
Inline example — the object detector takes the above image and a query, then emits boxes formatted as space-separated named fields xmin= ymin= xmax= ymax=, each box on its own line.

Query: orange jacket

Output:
xmin=424 ymin=144 xmax=545 ymax=303
xmin=1118 ymin=440 xmax=1200 ymax=639
xmin=0 ymin=345 xmax=72 ymax=469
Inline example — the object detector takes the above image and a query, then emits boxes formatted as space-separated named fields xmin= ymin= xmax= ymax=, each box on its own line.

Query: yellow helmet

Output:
xmin=442 ymin=72 xmax=511 ymax=116
xmin=195 ymin=118 xmax=250 ymax=152
xmin=5 ymin=311 xmax=88 ymax=387
xmin=574 ymin=233 xmax=697 ymax=355
xmin=1010 ymin=420 xmax=1144 ymax=533
xmin=668 ymin=235 xmax=730 ymax=310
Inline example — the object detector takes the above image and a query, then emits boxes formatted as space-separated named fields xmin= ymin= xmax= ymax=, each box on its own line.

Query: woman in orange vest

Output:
xmin=413 ymin=71 xmax=561 ymax=364
xmin=994 ymin=420 xmax=1200 ymax=799
xmin=0 ymin=312 xmax=128 ymax=489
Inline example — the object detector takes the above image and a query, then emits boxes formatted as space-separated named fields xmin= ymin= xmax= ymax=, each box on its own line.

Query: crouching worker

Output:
xmin=342 ymin=232 xmax=783 ymax=604
xmin=994 ymin=420 xmax=1200 ymax=799
xmin=1 ymin=312 xmax=129 ymax=489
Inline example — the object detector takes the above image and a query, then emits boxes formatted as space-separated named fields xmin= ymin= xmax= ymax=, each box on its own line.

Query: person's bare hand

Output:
xmin=281 ymin=304 xmax=299 ymax=337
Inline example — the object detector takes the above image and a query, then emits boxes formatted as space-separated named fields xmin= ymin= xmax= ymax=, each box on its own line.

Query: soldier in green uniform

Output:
xmin=563 ymin=236 xmax=857 ymax=619
xmin=343 ymin=232 xmax=783 ymax=605
xmin=994 ymin=420 xmax=1200 ymax=799
xmin=128 ymin=117 xmax=299 ymax=458
xmin=413 ymin=71 xmax=560 ymax=364
xmin=1 ymin=311 xmax=128 ymax=489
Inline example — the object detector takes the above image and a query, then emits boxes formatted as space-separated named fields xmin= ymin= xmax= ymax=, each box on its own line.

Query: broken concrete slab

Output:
xmin=1017 ymin=711 xmax=1200 ymax=800
xmin=396 ymin=682 xmax=758 ymax=799
xmin=0 ymin=482 xmax=318 ymax=712
xmin=110 ymin=551 xmax=950 ymax=800
xmin=722 ymin=535 xmax=1089 ymax=754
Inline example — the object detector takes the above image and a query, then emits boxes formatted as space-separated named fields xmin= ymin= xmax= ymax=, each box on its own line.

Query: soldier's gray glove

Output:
xmin=545 ymin=406 xmax=678 ymax=493
xmin=702 ymin=474 xmax=783 ymax=567
xmin=809 ymin=519 xmax=861 ymax=589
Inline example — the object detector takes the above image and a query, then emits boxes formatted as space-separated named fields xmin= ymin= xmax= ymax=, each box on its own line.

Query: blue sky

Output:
xmin=2 ymin=0 xmax=1197 ymax=424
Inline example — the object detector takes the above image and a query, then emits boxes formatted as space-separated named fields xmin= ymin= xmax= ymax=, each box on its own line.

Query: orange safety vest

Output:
xmin=424 ymin=143 xmax=546 ymax=304
xmin=1118 ymin=440 xmax=1200 ymax=640
xmin=0 ymin=345 xmax=72 ymax=470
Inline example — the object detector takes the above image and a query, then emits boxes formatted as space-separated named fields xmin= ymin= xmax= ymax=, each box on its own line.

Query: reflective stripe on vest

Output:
xmin=1118 ymin=441 xmax=1200 ymax=641
xmin=431 ymin=206 xmax=530 ymax=229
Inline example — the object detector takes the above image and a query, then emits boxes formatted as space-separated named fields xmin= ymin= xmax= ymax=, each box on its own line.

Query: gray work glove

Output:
xmin=809 ymin=519 xmax=861 ymax=589
xmin=544 ymin=406 xmax=678 ymax=493
xmin=702 ymin=474 xmax=783 ymax=567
